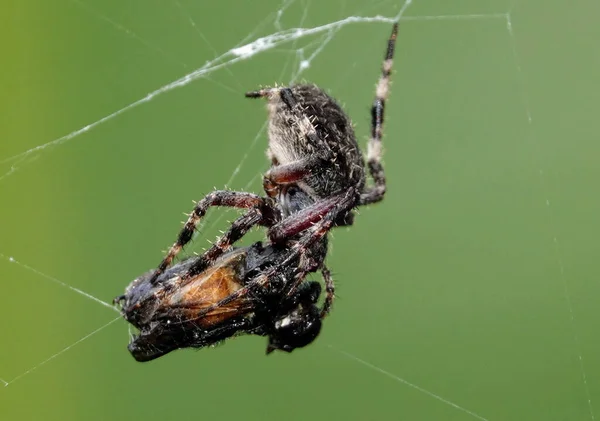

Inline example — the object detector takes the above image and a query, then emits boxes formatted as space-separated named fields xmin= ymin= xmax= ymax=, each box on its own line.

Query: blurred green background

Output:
xmin=1 ymin=0 xmax=599 ymax=420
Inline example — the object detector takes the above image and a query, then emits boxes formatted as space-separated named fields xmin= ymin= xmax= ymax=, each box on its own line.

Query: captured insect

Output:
xmin=116 ymin=242 xmax=329 ymax=362
xmin=115 ymin=22 xmax=399 ymax=360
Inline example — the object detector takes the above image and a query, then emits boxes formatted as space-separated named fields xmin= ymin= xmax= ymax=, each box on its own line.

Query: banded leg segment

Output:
xmin=360 ymin=22 xmax=399 ymax=205
xmin=187 ymin=208 xmax=263 ymax=277
xmin=149 ymin=191 xmax=268 ymax=285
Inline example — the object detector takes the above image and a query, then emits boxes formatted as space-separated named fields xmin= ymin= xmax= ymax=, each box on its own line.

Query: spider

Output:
xmin=118 ymin=241 xmax=329 ymax=362
xmin=116 ymin=21 xmax=399 ymax=358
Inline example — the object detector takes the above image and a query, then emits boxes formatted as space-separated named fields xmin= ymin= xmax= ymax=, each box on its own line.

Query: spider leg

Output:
xmin=186 ymin=207 xmax=263 ymax=277
xmin=262 ymin=157 xmax=321 ymax=197
xmin=360 ymin=22 xmax=398 ymax=206
xmin=275 ymin=188 xmax=356 ymax=297
xmin=320 ymin=266 xmax=334 ymax=318
xmin=149 ymin=191 xmax=273 ymax=285
xmin=268 ymin=189 xmax=356 ymax=243
xmin=181 ymin=191 xmax=354 ymax=324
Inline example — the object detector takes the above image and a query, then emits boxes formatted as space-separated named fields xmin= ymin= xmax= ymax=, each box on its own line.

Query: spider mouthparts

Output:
xmin=265 ymin=344 xmax=276 ymax=355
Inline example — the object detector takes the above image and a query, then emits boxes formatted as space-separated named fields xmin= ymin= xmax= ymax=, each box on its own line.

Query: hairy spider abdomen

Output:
xmin=266 ymin=84 xmax=366 ymax=198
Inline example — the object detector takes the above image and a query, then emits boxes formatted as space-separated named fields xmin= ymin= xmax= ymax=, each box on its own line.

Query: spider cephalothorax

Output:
xmin=116 ymin=22 xmax=399 ymax=360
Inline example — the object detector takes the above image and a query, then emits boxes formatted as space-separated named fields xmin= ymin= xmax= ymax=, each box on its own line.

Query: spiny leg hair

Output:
xmin=187 ymin=207 xmax=264 ymax=277
xmin=149 ymin=191 xmax=268 ymax=285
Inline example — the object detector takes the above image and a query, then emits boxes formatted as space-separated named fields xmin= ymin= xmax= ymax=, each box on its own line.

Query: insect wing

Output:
xmin=165 ymin=248 xmax=256 ymax=327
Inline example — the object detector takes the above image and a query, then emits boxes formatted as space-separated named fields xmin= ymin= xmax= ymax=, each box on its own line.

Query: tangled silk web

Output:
xmin=0 ymin=1 xmax=595 ymax=420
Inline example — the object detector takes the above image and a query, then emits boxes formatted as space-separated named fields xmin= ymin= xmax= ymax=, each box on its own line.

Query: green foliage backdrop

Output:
xmin=1 ymin=1 xmax=599 ymax=420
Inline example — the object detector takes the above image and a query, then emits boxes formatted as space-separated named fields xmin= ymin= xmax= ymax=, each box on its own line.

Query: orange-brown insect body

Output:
xmin=166 ymin=251 xmax=248 ymax=327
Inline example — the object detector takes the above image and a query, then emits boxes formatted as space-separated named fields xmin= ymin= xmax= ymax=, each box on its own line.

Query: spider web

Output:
xmin=1 ymin=0 xmax=598 ymax=420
